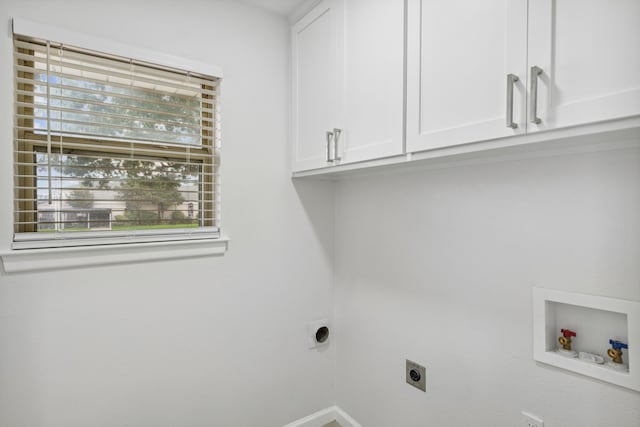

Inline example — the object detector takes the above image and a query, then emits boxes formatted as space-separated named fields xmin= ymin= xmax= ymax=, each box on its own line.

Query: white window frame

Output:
xmin=1 ymin=19 xmax=228 ymax=272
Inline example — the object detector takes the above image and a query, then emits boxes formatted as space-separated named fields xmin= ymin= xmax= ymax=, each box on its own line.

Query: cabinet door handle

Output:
xmin=333 ymin=128 xmax=342 ymax=161
xmin=530 ymin=66 xmax=543 ymax=124
xmin=506 ymin=73 xmax=519 ymax=129
xmin=326 ymin=130 xmax=334 ymax=162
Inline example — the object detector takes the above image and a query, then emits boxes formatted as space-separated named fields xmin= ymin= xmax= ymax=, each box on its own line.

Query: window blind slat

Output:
xmin=15 ymin=87 xmax=214 ymax=115
xmin=16 ymin=149 xmax=217 ymax=166
xmin=15 ymin=77 xmax=217 ymax=113
xmin=14 ymin=44 xmax=218 ymax=91
xmin=14 ymin=134 xmax=216 ymax=156
xmin=14 ymin=40 xmax=218 ymax=82
xmin=15 ymin=114 xmax=216 ymax=140
xmin=16 ymin=116 xmax=210 ymax=145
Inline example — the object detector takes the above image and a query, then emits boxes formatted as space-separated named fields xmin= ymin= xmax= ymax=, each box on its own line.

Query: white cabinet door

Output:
xmin=528 ymin=0 xmax=640 ymax=132
xmin=291 ymin=0 xmax=344 ymax=172
xmin=406 ymin=0 xmax=528 ymax=153
xmin=340 ymin=0 xmax=404 ymax=164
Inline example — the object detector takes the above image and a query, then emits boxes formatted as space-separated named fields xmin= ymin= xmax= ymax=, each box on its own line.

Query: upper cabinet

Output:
xmin=291 ymin=0 xmax=404 ymax=172
xmin=291 ymin=0 xmax=344 ymax=172
xmin=407 ymin=0 xmax=640 ymax=153
xmin=293 ymin=0 xmax=640 ymax=175
xmin=341 ymin=0 xmax=404 ymax=164
xmin=406 ymin=0 xmax=528 ymax=152
xmin=528 ymin=0 xmax=640 ymax=132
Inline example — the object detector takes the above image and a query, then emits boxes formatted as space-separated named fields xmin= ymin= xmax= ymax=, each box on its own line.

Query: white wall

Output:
xmin=334 ymin=142 xmax=640 ymax=427
xmin=0 ymin=1 xmax=335 ymax=426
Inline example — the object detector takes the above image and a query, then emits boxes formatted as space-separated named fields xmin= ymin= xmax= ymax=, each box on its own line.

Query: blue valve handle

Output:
xmin=609 ymin=339 xmax=628 ymax=350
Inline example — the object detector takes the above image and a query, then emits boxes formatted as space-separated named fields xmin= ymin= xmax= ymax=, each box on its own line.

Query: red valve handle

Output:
xmin=560 ymin=329 xmax=576 ymax=338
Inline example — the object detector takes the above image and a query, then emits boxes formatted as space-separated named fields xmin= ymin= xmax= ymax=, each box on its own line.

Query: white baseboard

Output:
xmin=283 ymin=405 xmax=363 ymax=427
xmin=333 ymin=406 xmax=363 ymax=427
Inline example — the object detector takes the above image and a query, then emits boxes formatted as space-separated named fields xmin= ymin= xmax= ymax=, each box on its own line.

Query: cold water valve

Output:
xmin=607 ymin=339 xmax=628 ymax=365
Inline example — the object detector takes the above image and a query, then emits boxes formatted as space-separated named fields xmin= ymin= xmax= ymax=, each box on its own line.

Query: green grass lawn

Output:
xmin=113 ymin=223 xmax=199 ymax=230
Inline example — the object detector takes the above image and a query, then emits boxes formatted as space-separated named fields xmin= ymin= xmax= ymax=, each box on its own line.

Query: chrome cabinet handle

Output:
xmin=530 ymin=66 xmax=543 ymax=124
xmin=326 ymin=130 xmax=334 ymax=162
xmin=506 ymin=73 xmax=519 ymax=129
xmin=333 ymin=128 xmax=342 ymax=161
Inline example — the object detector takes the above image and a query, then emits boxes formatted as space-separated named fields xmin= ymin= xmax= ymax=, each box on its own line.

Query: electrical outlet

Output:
xmin=522 ymin=411 xmax=544 ymax=427
xmin=405 ymin=359 xmax=426 ymax=392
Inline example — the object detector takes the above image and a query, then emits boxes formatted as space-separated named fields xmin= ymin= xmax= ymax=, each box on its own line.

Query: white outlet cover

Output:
xmin=522 ymin=411 xmax=544 ymax=427
xmin=307 ymin=318 xmax=330 ymax=349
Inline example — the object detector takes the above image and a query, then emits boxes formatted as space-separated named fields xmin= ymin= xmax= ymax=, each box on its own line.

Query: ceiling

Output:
xmin=236 ymin=0 xmax=315 ymax=18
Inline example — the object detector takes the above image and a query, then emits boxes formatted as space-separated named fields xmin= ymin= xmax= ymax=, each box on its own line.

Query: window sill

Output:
xmin=0 ymin=237 xmax=229 ymax=273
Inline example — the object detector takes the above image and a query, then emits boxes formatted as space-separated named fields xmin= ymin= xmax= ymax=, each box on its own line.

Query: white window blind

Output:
xmin=13 ymin=35 xmax=221 ymax=249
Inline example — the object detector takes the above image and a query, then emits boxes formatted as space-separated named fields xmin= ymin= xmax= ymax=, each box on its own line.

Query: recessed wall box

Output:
xmin=533 ymin=288 xmax=640 ymax=391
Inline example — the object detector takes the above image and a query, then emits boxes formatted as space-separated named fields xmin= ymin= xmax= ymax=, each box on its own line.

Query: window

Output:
xmin=13 ymin=34 xmax=221 ymax=249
